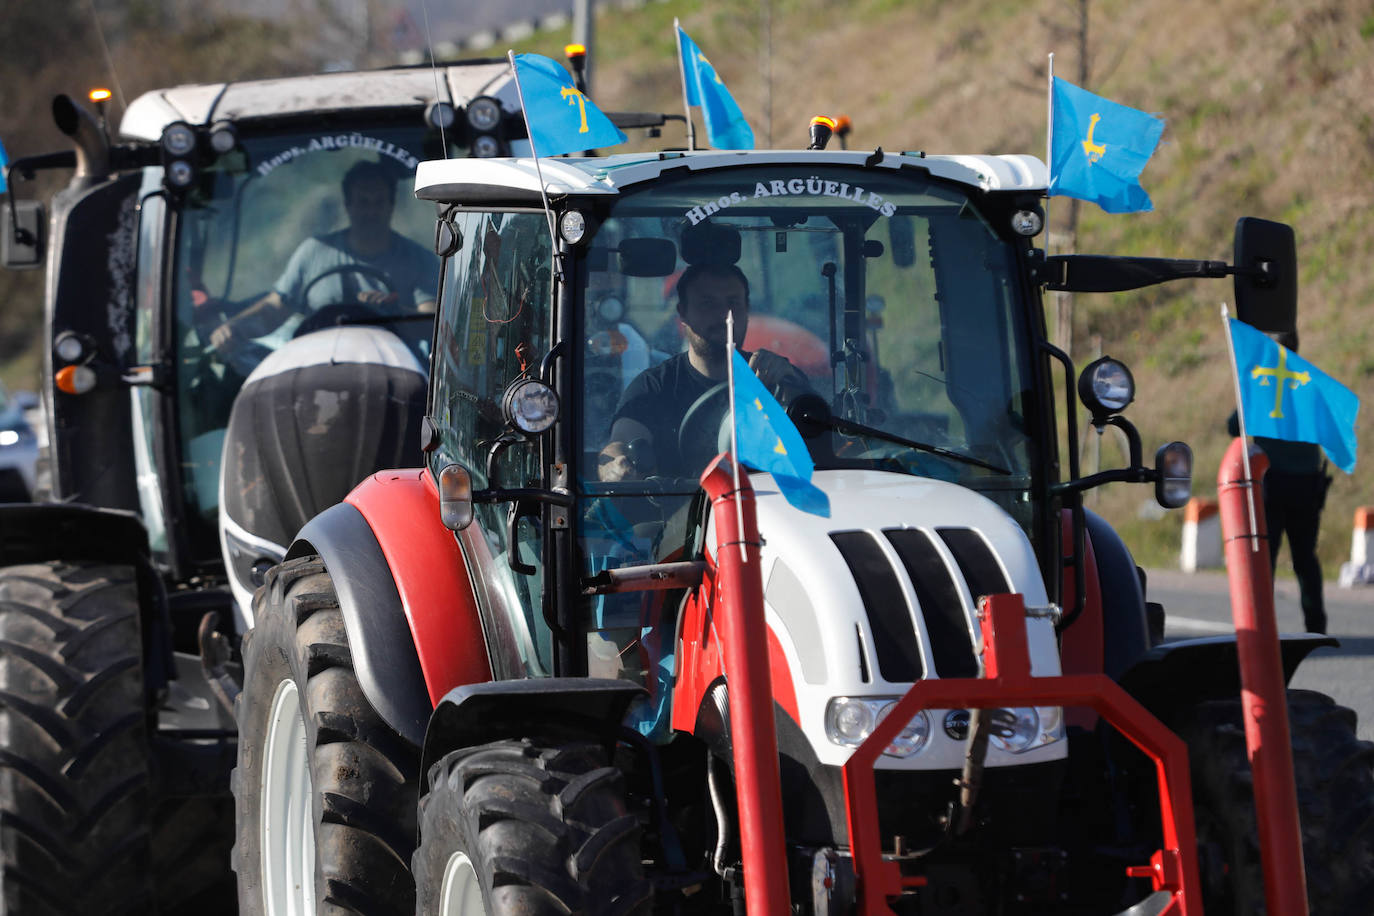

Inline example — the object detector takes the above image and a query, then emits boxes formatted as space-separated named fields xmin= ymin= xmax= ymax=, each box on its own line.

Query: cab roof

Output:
xmin=414 ymin=150 xmax=1048 ymax=207
xmin=119 ymin=61 xmax=517 ymax=142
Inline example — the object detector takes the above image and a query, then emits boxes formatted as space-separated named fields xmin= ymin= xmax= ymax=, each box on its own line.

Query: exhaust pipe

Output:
xmin=51 ymin=94 xmax=111 ymax=183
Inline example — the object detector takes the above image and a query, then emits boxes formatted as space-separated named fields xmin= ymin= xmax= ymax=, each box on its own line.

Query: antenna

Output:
xmin=420 ymin=0 xmax=448 ymax=158
xmin=83 ymin=0 xmax=127 ymax=113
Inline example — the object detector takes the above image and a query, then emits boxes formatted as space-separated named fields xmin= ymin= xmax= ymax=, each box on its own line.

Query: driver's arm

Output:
xmin=601 ymin=418 xmax=655 ymax=480
xmin=208 ymin=290 xmax=289 ymax=349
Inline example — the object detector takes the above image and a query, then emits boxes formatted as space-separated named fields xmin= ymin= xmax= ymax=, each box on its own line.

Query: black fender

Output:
xmin=1116 ymin=633 xmax=1337 ymax=725
xmin=288 ymin=501 xmax=431 ymax=748
xmin=421 ymin=679 xmax=644 ymax=781
xmin=1084 ymin=508 xmax=1152 ymax=679
xmin=0 ymin=501 xmax=174 ymax=690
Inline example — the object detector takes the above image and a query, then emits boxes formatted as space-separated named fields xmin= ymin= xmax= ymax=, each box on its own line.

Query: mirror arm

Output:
xmin=1051 ymin=465 xmax=1157 ymax=496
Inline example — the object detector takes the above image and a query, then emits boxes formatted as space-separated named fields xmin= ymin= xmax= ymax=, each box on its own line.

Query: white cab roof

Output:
xmin=415 ymin=149 xmax=1047 ymax=205
xmin=119 ymin=62 xmax=517 ymax=141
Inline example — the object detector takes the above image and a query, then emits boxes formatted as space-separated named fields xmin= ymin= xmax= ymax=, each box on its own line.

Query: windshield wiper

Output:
xmin=789 ymin=396 xmax=1011 ymax=475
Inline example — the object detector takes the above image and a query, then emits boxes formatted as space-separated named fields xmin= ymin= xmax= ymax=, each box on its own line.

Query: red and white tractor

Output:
xmin=232 ymin=141 xmax=1374 ymax=915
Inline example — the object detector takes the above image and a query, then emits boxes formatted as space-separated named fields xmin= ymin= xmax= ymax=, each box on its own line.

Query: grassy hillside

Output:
xmin=493 ymin=0 xmax=1374 ymax=575
xmin=4 ymin=0 xmax=1370 ymax=576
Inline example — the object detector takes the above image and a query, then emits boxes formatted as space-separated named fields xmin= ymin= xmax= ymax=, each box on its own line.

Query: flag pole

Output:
xmin=674 ymin=19 xmax=697 ymax=151
xmin=726 ymin=311 xmax=747 ymax=562
xmin=1221 ymin=303 xmax=1261 ymax=552
xmin=1045 ymin=52 xmax=1054 ymax=260
xmin=507 ymin=51 xmax=561 ymax=255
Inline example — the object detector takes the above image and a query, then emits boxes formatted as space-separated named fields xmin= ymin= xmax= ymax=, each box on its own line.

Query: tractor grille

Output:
xmin=830 ymin=531 xmax=924 ymax=683
xmin=884 ymin=528 xmax=979 ymax=677
xmin=831 ymin=527 xmax=1006 ymax=681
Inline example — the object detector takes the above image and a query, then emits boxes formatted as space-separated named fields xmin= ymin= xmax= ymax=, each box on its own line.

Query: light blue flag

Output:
xmin=731 ymin=349 xmax=829 ymax=516
xmin=511 ymin=53 xmax=627 ymax=158
xmin=0 ymin=137 xmax=8 ymax=194
xmin=1049 ymin=77 xmax=1163 ymax=214
xmin=677 ymin=27 xmax=755 ymax=150
xmin=1230 ymin=318 xmax=1359 ymax=473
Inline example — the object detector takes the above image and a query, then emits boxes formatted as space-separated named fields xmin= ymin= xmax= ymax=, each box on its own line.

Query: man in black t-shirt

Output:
xmin=604 ymin=263 xmax=808 ymax=479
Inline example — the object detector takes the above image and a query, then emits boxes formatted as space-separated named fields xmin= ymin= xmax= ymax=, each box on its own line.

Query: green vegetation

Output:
xmin=2 ymin=0 xmax=1369 ymax=576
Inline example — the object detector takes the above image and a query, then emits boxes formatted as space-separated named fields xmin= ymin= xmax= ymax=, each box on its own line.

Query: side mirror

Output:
xmin=1154 ymin=441 xmax=1193 ymax=509
xmin=13 ymin=390 xmax=39 ymax=412
xmin=2 ymin=200 xmax=46 ymax=269
xmin=1233 ymin=217 xmax=1296 ymax=335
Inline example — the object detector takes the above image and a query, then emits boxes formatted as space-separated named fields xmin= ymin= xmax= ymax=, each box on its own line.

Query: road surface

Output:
xmin=1145 ymin=566 xmax=1374 ymax=740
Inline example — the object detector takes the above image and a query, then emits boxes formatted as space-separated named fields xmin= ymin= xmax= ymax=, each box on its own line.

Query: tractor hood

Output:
xmin=704 ymin=468 xmax=1064 ymax=770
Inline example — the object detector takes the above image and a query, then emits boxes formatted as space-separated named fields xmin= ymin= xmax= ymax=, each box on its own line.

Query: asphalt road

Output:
xmin=1144 ymin=566 xmax=1374 ymax=741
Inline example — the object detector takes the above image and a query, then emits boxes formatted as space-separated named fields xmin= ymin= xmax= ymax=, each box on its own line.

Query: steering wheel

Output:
xmin=297 ymin=262 xmax=396 ymax=307
xmin=677 ymin=383 xmax=731 ymax=473
xmin=292 ymin=302 xmax=391 ymax=338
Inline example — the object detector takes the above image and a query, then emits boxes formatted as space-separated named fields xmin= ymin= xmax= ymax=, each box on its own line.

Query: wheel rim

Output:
xmin=439 ymin=851 xmax=484 ymax=916
xmin=261 ymin=678 xmax=315 ymax=916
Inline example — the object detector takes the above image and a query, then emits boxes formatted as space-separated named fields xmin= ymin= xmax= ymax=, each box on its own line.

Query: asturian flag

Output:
xmin=1049 ymin=77 xmax=1163 ymax=214
xmin=676 ymin=25 xmax=755 ymax=150
xmin=511 ymin=53 xmax=627 ymax=158
xmin=1229 ymin=317 xmax=1359 ymax=473
xmin=730 ymin=349 xmax=829 ymax=517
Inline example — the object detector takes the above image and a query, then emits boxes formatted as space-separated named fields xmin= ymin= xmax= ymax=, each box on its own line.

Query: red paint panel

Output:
xmin=766 ymin=626 xmax=799 ymax=723
xmin=345 ymin=469 xmax=491 ymax=705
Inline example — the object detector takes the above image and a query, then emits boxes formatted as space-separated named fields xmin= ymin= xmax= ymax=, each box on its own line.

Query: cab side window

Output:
xmin=429 ymin=211 xmax=554 ymax=677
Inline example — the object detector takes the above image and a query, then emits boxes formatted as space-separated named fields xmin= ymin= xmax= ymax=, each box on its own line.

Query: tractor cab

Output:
xmin=419 ymin=152 xmax=1060 ymax=735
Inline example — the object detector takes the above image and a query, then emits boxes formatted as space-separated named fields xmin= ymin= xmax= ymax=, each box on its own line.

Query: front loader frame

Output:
xmin=705 ymin=445 xmax=1310 ymax=916
xmin=841 ymin=592 xmax=1201 ymax=916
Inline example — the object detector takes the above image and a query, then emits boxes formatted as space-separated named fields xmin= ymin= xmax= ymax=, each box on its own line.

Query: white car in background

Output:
xmin=0 ymin=382 xmax=39 ymax=502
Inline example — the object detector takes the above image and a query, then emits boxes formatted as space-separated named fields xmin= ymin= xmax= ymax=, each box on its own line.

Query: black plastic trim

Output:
xmin=1116 ymin=633 xmax=1337 ymax=726
xmin=421 ymin=678 xmax=644 ymax=779
xmin=1083 ymin=509 xmax=1151 ymax=679
xmin=831 ymin=531 xmax=923 ymax=683
xmin=885 ymin=528 xmax=978 ymax=678
xmin=289 ymin=501 xmax=431 ymax=748
xmin=0 ymin=501 xmax=175 ymax=694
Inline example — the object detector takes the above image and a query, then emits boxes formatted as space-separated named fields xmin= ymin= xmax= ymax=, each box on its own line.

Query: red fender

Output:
xmin=671 ymin=549 xmax=801 ymax=732
xmin=345 ymin=469 xmax=492 ymax=705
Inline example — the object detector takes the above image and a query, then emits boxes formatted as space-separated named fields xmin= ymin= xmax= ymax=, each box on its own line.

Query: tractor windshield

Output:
xmin=575 ymin=164 xmax=1041 ymax=721
xmin=163 ymin=125 xmax=449 ymax=549
xmin=577 ymin=165 xmax=1039 ymax=504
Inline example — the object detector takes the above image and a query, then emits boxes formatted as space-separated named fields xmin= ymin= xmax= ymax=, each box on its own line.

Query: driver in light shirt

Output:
xmin=208 ymin=160 xmax=436 ymax=352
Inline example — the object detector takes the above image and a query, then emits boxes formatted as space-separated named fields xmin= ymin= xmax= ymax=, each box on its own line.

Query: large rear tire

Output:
xmin=233 ymin=555 xmax=419 ymax=914
xmin=0 ymin=562 xmax=154 ymax=913
xmin=414 ymin=738 xmax=652 ymax=916
xmin=1182 ymin=688 xmax=1374 ymax=915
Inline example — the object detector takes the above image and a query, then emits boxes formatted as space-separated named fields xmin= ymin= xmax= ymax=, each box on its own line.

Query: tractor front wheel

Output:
xmin=232 ymin=555 xmax=419 ymax=914
xmin=413 ymin=738 xmax=652 ymax=916
xmin=1183 ymin=688 xmax=1374 ymax=915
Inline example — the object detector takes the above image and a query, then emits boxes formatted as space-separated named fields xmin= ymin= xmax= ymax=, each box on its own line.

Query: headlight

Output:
xmin=466 ymin=97 xmax=503 ymax=132
xmin=943 ymin=706 xmax=1065 ymax=754
xmin=161 ymin=122 xmax=197 ymax=157
xmin=426 ymin=101 xmax=457 ymax=131
xmin=502 ymin=378 xmax=559 ymax=433
xmin=825 ymin=697 xmax=931 ymax=758
xmin=1078 ymin=356 xmax=1135 ymax=416
xmin=166 ymin=159 xmax=197 ymax=189
xmin=559 ymin=210 xmax=588 ymax=245
xmin=988 ymin=706 xmax=1040 ymax=752
xmin=471 ymin=134 xmax=501 ymax=158
xmin=208 ymin=120 xmax=238 ymax=154
xmin=0 ymin=430 xmax=19 ymax=447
